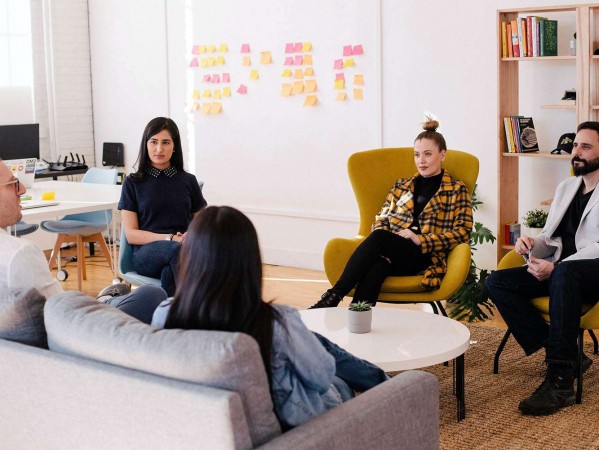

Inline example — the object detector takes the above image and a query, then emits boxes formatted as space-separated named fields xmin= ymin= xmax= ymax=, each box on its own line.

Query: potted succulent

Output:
xmin=347 ymin=301 xmax=373 ymax=334
xmin=522 ymin=208 xmax=548 ymax=236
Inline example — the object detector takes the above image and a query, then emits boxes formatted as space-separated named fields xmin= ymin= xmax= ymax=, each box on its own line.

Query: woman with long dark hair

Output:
xmin=151 ymin=206 xmax=388 ymax=429
xmin=118 ymin=117 xmax=206 ymax=296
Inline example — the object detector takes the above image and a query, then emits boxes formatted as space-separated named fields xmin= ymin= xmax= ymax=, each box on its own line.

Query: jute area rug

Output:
xmin=421 ymin=324 xmax=599 ymax=449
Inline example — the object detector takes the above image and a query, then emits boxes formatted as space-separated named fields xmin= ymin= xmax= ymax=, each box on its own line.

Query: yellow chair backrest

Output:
xmin=348 ymin=148 xmax=479 ymax=237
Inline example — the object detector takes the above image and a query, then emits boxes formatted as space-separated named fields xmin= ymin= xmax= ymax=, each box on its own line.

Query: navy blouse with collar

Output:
xmin=118 ymin=166 xmax=206 ymax=245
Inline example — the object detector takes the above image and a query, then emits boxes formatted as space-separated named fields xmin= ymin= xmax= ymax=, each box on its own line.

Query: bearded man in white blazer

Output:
xmin=486 ymin=121 xmax=599 ymax=417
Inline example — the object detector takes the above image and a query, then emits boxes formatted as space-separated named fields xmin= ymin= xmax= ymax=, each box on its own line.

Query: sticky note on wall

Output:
xmin=260 ymin=51 xmax=272 ymax=64
xmin=303 ymin=95 xmax=318 ymax=106
xmin=281 ymin=83 xmax=293 ymax=96
xmin=249 ymin=70 xmax=259 ymax=80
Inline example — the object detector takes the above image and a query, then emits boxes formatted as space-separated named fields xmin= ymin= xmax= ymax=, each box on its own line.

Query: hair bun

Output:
xmin=422 ymin=119 xmax=439 ymax=132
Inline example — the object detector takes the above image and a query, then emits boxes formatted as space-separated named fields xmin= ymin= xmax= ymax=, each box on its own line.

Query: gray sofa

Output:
xmin=0 ymin=289 xmax=440 ymax=449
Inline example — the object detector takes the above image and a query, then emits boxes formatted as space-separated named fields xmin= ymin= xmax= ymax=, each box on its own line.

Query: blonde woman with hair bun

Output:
xmin=310 ymin=118 xmax=473 ymax=309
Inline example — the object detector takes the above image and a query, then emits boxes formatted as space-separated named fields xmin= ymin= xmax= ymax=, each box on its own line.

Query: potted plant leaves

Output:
xmin=347 ymin=301 xmax=373 ymax=333
xmin=522 ymin=208 xmax=548 ymax=236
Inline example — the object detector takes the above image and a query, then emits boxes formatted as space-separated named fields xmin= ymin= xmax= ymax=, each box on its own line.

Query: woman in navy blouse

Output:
xmin=118 ymin=117 xmax=206 ymax=296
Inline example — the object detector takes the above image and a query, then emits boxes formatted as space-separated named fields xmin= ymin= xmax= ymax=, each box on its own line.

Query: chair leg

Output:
xmin=76 ymin=236 xmax=84 ymax=291
xmin=436 ymin=301 xmax=448 ymax=317
xmin=494 ymin=329 xmax=512 ymax=374
xmin=47 ymin=235 xmax=66 ymax=269
xmin=588 ymin=329 xmax=599 ymax=355
xmin=577 ymin=329 xmax=584 ymax=404
xmin=93 ymin=233 xmax=114 ymax=273
xmin=430 ymin=302 xmax=439 ymax=315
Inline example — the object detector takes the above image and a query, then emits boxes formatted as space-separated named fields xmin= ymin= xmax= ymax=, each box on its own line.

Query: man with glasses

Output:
xmin=1 ymin=159 xmax=166 ymax=323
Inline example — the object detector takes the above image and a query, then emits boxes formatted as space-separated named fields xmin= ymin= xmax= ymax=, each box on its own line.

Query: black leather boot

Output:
xmin=309 ymin=290 xmax=343 ymax=309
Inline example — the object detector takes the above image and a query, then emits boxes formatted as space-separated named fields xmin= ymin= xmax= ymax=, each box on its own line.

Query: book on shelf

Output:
xmin=501 ymin=21 xmax=508 ymax=58
xmin=540 ymin=19 xmax=558 ymax=56
xmin=504 ymin=222 xmax=521 ymax=245
xmin=506 ymin=22 xmax=513 ymax=57
xmin=511 ymin=116 xmax=523 ymax=153
xmin=520 ymin=18 xmax=528 ymax=57
xmin=510 ymin=20 xmax=520 ymax=57
xmin=517 ymin=117 xmax=539 ymax=153
xmin=503 ymin=118 xmax=515 ymax=153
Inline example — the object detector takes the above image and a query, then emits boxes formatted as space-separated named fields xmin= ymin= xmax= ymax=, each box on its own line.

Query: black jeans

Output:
xmin=485 ymin=259 xmax=599 ymax=367
xmin=331 ymin=229 xmax=431 ymax=304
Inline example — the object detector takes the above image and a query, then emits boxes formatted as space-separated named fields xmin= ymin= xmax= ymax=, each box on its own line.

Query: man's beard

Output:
xmin=572 ymin=155 xmax=599 ymax=176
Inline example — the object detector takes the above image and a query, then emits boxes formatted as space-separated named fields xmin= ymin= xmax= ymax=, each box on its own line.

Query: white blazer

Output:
xmin=532 ymin=176 xmax=599 ymax=262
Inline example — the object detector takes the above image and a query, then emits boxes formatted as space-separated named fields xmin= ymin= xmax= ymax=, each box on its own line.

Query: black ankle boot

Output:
xmin=309 ymin=291 xmax=343 ymax=309
xmin=519 ymin=365 xmax=575 ymax=416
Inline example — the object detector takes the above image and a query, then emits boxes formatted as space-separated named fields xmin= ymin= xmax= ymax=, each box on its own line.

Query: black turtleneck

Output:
xmin=409 ymin=171 xmax=444 ymax=232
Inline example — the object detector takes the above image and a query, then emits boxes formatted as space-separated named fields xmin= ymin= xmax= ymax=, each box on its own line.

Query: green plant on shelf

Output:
xmin=522 ymin=209 xmax=548 ymax=229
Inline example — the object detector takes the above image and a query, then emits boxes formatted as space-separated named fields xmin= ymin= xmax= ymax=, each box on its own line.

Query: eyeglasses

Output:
xmin=0 ymin=178 xmax=20 ymax=192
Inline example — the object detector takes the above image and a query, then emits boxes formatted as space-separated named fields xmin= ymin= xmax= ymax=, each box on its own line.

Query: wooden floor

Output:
xmin=48 ymin=244 xmax=508 ymax=329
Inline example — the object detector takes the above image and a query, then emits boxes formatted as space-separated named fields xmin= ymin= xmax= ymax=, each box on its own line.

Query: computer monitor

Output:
xmin=0 ymin=123 xmax=40 ymax=160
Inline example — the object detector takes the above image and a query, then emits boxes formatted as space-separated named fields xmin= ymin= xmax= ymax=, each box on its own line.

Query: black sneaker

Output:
xmin=519 ymin=370 xmax=575 ymax=416
xmin=309 ymin=291 xmax=342 ymax=309
xmin=97 ymin=283 xmax=131 ymax=302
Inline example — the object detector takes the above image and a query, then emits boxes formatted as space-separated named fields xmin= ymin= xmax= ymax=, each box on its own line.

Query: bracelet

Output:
xmin=165 ymin=233 xmax=174 ymax=241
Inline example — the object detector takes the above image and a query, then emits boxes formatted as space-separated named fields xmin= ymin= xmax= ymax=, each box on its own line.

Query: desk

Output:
xmin=35 ymin=168 xmax=88 ymax=180
xmin=299 ymin=307 xmax=470 ymax=421
xmin=22 ymin=180 xmax=122 ymax=281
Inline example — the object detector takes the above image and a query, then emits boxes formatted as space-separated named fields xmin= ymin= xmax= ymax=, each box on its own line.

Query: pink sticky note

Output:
xmin=335 ymin=73 xmax=345 ymax=80
xmin=192 ymin=45 xmax=199 ymax=54
xmin=343 ymin=45 xmax=353 ymax=56
xmin=222 ymin=73 xmax=230 ymax=83
xmin=189 ymin=58 xmax=198 ymax=68
xmin=212 ymin=74 xmax=220 ymax=83
xmin=241 ymin=44 xmax=250 ymax=53
xmin=353 ymin=44 xmax=364 ymax=55
xmin=294 ymin=55 xmax=303 ymax=65
xmin=294 ymin=42 xmax=302 ymax=52
xmin=237 ymin=84 xmax=247 ymax=94
xmin=284 ymin=56 xmax=294 ymax=65
xmin=333 ymin=59 xmax=343 ymax=70
xmin=285 ymin=43 xmax=294 ymax=53
xmin=202 ymin=74 xmax=211 ymax=82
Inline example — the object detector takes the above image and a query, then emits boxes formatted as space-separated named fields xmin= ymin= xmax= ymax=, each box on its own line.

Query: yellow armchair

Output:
xmin=323 ymin=148 xmax=479 ymax=313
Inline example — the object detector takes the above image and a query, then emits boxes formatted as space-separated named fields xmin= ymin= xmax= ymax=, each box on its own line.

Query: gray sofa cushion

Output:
xmin=44 ymin=291 xmax=281 ymax=447
xmin=0 ymin=288 xmax=47 ymax=348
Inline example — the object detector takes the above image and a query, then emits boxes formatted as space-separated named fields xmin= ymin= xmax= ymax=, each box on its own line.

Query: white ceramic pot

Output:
xmin=347 ymin=309 xmax=372 ymax=334
xmin=528 ymin=227 xmax=543 ymax=237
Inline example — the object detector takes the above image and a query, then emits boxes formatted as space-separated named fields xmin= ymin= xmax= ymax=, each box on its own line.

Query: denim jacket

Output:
xmin=151 ymin=301 xmax=342 ymax=429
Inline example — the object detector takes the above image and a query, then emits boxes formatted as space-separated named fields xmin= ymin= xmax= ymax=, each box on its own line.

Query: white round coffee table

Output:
xmin=299 ymin=306 xmax=470 ymax=420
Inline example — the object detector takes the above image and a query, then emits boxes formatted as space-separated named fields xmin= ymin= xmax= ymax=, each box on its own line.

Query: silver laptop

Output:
xmin=20 ymin=200 xmax=59 ymax=210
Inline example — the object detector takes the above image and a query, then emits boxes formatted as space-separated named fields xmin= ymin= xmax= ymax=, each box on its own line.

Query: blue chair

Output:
xmin=10 ymin=221 xmax=39 ymax=237
xmin=118 ymin=226 xmax=161 ymax=287
xmin=41 ymin=168 xmax=118 ymax=291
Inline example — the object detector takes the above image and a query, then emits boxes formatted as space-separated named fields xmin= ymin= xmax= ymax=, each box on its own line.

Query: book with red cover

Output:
xmin=510 ymin=20 xmax=520 ymax=57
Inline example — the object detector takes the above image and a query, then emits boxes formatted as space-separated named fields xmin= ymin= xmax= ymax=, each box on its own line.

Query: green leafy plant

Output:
xmin=348 ymin=301 xmax=372 ymax=312
xmin=447 ymin=186 xmax=496 ymax=322
xmin=522 ymin=209 xmax=548 ymax=229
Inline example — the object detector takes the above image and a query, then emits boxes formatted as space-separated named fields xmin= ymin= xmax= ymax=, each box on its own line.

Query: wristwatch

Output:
xmin=165 ymin=233 xmax=174 ymax=241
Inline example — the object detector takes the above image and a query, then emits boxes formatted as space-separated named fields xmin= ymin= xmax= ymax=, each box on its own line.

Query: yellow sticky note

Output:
xmin=260 ymin=51 xmax=272 ymax=64
xmin=209 ymin=102 xmax=222 ymax=114
xmin=305 ymin=79 xmax=317 ymax=93
xmin=200 ymin=59 xmax=208 ymax=68
xmin=249 ymin=69 xmax=259 ymax=80
xmin=202 ymin=89 xmax=211 ymax=98
xmin=303 ymin=95 xmax=318 ymax=106
xmin=303 ymin=54 xmax=313 ymax=65
xmin=292 ymin=81 xmax=304 ymax=94
xmin=201 ymin=103 xmax=211 ymax=114
xmin=302 ymin=42 xmax=312 ymax=52
xmin=242 ymin=56 xmax=251 ymax=66
xmin=192 ymin=102 xmax=200 ymax=111
xmin=354 ymin=88 xmax=363 ymax=100
xmin=281 ymin=69 xmax=292 ymax=77
xmin=219 ymin=43 xmax=228 ymax=53
xmin=294 ymin=69 xmax=303 ymax=79
xmin=216 ymin=56 xmax=225 ymax=65
xmin=213 ymin=89 xmax=221 ymax=99
xmin=192 ymin=90 xmax=200 ymax=100
xmin=207 ymin=44 xmax=216 ymax=53
xmin=198 ymin=45 xmax=207 ymax=54
xmin=344 ymin=58 xmax=354 ymax=67
xmin=304 ymin=67 xmax=314 ymax=76
xmin=223 ymin=87 xmax=231 ymax=97
xmin=281 ymin=83 xmax=293 ymax=96
xmin=207 ymin=57 xmax=215 ymax=67
xmin=354 ymin=74 xmax=364 ymax=85
xmin=335 ymin=92 xmax=347 ymax=101
xmin=334 ymin=79 xmax=345 ymax=90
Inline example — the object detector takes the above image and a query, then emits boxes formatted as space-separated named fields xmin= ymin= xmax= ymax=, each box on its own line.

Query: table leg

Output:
xmin=455 ymin=354 xmax=466 ymax=421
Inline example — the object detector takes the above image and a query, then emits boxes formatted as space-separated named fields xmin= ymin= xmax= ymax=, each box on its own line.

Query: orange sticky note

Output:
xmin=303 ymin=95 xmax=318 ymax=106
xmin=335 ymin=92 xmax=347 ymax=101
xmin=294 ymin=69 xmax=303 ymax=79
xmin=249 ymin=69 xmax=259 ymax=80
xmin=213 ymin=89 xmax=221 ymax=99
xmin=354 ymin=88 xmax=363 ymax=100
xmin=292 ymin=81 xmax=304 ymax=94
xmin=344 ymin=58 xmax=355 ymax=67
xmin=334 ymin=79 xmax=345 ymax=90
xmin=260 ymin=51 xmax=272 ymax=64
xmin=305 ymin=79 xmax=317 ymax=93
xmin=216 ymin=56 xmax=225 ymax=65
xmin=304 ymin=67 xmax=314 ymax=76
xmin=281 ymin=83 xmax=293 ymax=96
xmin=219 ymin=43 xmax=228 ymax=53
xmin=209 ymin=102 xmax=222 ymax=114
xmin=303 ymin=54 xmax=313 ymax=65
xmin=242 ymin=56 xmax=251 ymax=66
xmin=354 ymin=74 xmax=364 ymax=85
xmin=302 ymin=42 xmax=312 ymax=52
xmin=281 ymin=69 xmax=292 ymax=77
xmin=202 ymin=89 xmax=212 ymax=98
xmin=223 ymin=87 xmax=231 ymax=97
xmin=192 ymin=102 xmax=200 ymax=111
xmin=201 ymin=103 xmax=211 ymax=114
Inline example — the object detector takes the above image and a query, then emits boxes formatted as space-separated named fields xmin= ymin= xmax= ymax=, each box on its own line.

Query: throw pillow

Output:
xmin=0 ymin=288 xmax=47 ymax=348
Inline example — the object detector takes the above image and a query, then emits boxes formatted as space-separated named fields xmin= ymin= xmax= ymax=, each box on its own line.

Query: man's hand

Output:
xmin=515 ymin=235 xmax=535 ymax=256
xmin=398 ymin=228 xmax=421 ymax=246
xmin=526 ymin=254 xmax=554 ymax=281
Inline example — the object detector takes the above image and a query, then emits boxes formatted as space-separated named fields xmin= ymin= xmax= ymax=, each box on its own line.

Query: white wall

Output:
xmin=88 ymin=0 xmax=584 ymax=272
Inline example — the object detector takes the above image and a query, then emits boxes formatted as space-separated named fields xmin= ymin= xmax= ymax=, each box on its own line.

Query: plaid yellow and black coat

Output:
xmin=372 ymin=170 xmax=473 ymax=290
